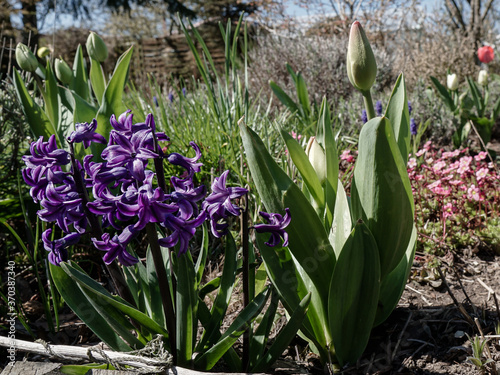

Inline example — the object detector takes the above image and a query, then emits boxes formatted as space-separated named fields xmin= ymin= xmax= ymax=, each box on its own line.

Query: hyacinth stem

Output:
xmin=145 ymin=222 xmax=177 ymax=363
xmin=362 ymin=90 xmax=376 ymax=120
xmin=67 ymin=144 xmax=136 ymax=309
xmin=240 ymin=193 xmax=250 ymax=371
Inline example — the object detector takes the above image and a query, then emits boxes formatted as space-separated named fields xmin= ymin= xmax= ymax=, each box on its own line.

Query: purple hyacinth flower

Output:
xmin=375 ymin=100 xmax=383 ymax=116
xmin=168 ymin=92 xmax=174 ymax=102
xmin=153 ymin=96 xmax=159 ymax=107
xmin=92 ymin=226 xmax=139 ymax=266
xmin=182 ymin=87 xmax=187 ymax=97
xmin=42 ymin=228 xmax=80 ymax=266
xmin=68 ymin=119 xmax=107 ymax=149
xmin=361 ymin=109 xmax=367 ymax=124
xmin=22 ymin=135 xmax=69 ymax=169
xmin=110 ymin=110 xmax=134 ymax=136
xmin=410 ymin=118 xmax=417 ymax=135
xmin=202 ymin=170 xmax=248 ymax=237
xmin=159 ymin=201 xmax=207 ymax=255
xmin=408 ymin=101 xmax=412 ymax=116
xmin=253 ymin=208 xmax=291 ymax=247
xmin=167 ymin=142 xmax=203 ymax=177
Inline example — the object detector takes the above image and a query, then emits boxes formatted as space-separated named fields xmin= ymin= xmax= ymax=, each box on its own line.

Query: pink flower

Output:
xmin=432 ymin=160 xmax=446 ymax=173
xmin=467 ymin=184 xmax=482 ymax=201
xmin=291 ymin=131 xmax=302 ymax=141
xmin=476 ymin=167 xmax=489 ymax=181
xmin=427 ymin=180 xmax=441 ymax=190
xmin=442 ymin=202 xmax=455 ymax=219
xmin=340 ymin=149 xmax=355 ymax=163
xmin=416 ymin=149 xmax=426 ymax=157
xmin=408 ymin=158 xmax=417 ymax=169
xmin=449 ymin=180 xmax=463 ymax=186
xmin=432 ymin=186 xmax=451 ymax=196
xmin=415 ymin=174 xmax=424 ymax=181
xmin=474 ymin=151 xmax=488 ymax=161
xmin=478 ymin=46 xmax=494 ymax=64
xmin=423 ymin=141 xmax=432 ymax=150
xmin=442 ymin=150 xmax=460 ymax=159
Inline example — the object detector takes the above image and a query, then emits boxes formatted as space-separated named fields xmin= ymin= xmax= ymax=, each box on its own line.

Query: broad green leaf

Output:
xmin=269 ymin=80 xmax=299 ymax=114
xmin=90 ymin=58 xmax=106 ymax=105
xmin=70 ymin=45 xmax=89 ymax=101
xmin=60 ymin=363 xmax=115 ymax=375
xmin=254 ymin=262 xmax=268 ymax=296
xmin=315 ymin=98 xmax=339 ymax=228
xmin=95 ymin=46 xmax=134 ymax=141
xmin=196 ymin=233 xmax=237 ymax=351
xmin=470 ymin=116 xmax=493 ymax=144
xmin=329 ymin=181 xmax=351 ymax=260
xmin=50 ymin=263 xmax=132 ymax=351
xmin=351 ymin=116 xmax=414 ymax=279
xmin=296 ymin=72 xmax=311 ymax=119
xmin=385 ymin=73 xmax=410 ymax=164
xmin=430 ymin=76 xmax=455 ymax=112
xmin=280 ymin=129 xmax=324 ymax=210
xmin=194 ymin=224 xmax=209 ymax=288
xmin=286 ymin=63 xmax=298 ymax=83
xmin=374 ymin=224 xmax=416 ymax=326
xmin=176 ymin=252 xmax=197 ymax=367
xmin=13 ymin=68 xmax=58 ymax=143
xmin=328 ymin=221 xmax=380 ymax=366
xmin=467 ymin=76 xmax=485 ymax=117
xmin=491 ymin=96 xmax=500 ymax=122
xmin=43 ymin=62 xmax=60 ymax=133
xmin=251 ymin=292 xmax=311 ymax=372
xmin=194 ymin=288 xmax=269 ymax=370
xmin=239 ymin=122 xmax=335 ymax=299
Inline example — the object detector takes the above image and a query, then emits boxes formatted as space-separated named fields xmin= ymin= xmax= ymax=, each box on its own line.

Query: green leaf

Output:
xmin=50 ymin=263 xmax=132 ymax=351
xmin=374 ymin=224 xmax=416 ymax=326
xmin=195 ymin=224 xmax=209 ymax=288
xmin=491 ymin=95 xmax=500 ymax=122
xmin=197 ymin=232 xmax=238 ymax=351
xmin=329 ymin=181 xmax=352 ymax=260
xmin=351 ymin=116 xmax=414 ymax=279
xmin=328 ymin=221 xmax=380 ymax=366
xmin=90 ymin=58 xmax=106 ymax=105
xmin=12 ymin=68 xmax=58 ymax=142
xmin=176 ymin=252 xmax=197 ymax=367
xmin=430 ymin=76 xmax=455 ymax=112
xmin=385 ymin=73 xmax=410 ymax=165
xmin=315 ymin=98 xmax=339 ymax=228
xmin=60 ymin=363 xmax=114 ymax=375
xmin=194 ymin=288 xmax=270 ymax=370
xmin=43 ymin=62 xmax=61 ymax=134
xmin=467 ymin=76 xmax=485 ymax=117
xmin=70 ymin=45 xmax=89 ymax=101
xmin=251 ymin=292 xmax=311 ymax=372
xmin=254 ymin=262 xmax=268 ymax=296
xmin=269 ymin=80 xmax=299 ymax=114
xmin=280 ymin=129 xmax=325 ymax=210
xmin=295 ymin=72 xmax=311 ymax=119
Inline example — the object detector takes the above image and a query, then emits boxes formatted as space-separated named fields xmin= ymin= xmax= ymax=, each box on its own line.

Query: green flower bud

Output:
xmin=15 ymin=43 xmax=38 ymax=72
xmin=86 ymin=32 xmax=108 ymax=62
xmin=55 ymin=58 xmax=73 ymax=84
xmin=37 ymin=46 xmax=51 ymax=58
xmin=305 ymin=136 xmax=326 ymax=183
xmin=346 ymin=21 xmax=377 ymax=92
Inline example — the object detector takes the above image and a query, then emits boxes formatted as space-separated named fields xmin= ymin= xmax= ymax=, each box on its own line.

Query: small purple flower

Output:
xmin=167 ymin=142 xmax=203 ymax=177
xmin=375 ymin=100 xmax=383 ymax=116
xmin=110 ymin=110 xmax=134 ymax=136
xmin=92 ymin=226 xmax=139 ymax=266
xmin=42 ymin=229 xmax=80 ymax=266
xmin=361 ymin=109 xmax=368 ymax=124
xmin=168 ymin=92 xmax=174 ymax=103
xmin=182 ymin=87 xmax=187 ymax=97
xmin=408 ymin=101 xmax=412 ymax=116
xmin=253 ymin=208 xmax=291 ymax=247
xmin=153 ymin=96 xmax=159 ymax=107
xmin=22 ymin=135 xmax=69 ymax=169
xmin=68 ymin=119 xmax=107 ymax=149
xmin=410 ymin=118 xmax=417 ymax=136
xmin=202 ymin=170 xmax=248 ymax=237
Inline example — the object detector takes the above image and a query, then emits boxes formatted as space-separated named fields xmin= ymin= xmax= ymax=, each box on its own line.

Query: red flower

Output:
xmin=478 ymin=46 xmax=494 ymax=64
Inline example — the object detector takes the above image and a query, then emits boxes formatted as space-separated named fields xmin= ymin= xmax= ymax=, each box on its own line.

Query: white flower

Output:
xmin=447 ymin=73 xmax=459 ymax=91
xmin=478 ymin=70 xmax=488 ymax=86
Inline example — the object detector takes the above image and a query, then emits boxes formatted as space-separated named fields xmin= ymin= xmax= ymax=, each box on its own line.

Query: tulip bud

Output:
xmin=346 ymin=21 xmax=377 ymax=92
xmin=37 ymin=46 xmax=50 ymax=58
xmin=305 ymin=137 xmax=326 ymax=183
xmin=15 ymin=43 xmax=38 ymax=73
xmin=477 ymin=46 xmax=494 ymax=64
xmin=55 ymin=58 xmax=73 ymax=84
xmin=478 ymin=70 xmax=488 ymax=86
xmin=86 ymin=32 xmax=108 ymax=62
xmin=447 ymin=74 xmax=459 ymax=91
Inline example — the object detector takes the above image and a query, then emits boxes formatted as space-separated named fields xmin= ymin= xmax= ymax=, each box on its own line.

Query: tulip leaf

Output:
xmin=90 ymin=58 xmax=106 ymax=105
xmin=315 ymin=98 xmax=339 ymax=229
xmin=43 ymin=62 xmax=60 ymax=134
xmin=194 ymin=223 xmax=209 ymax=288
xmin=50 ymin=262 xmax=132 ymax=352
xmin=280 ymin=129 xmax=325 ymax=210
xmin=194 ymin=288 xmax=270 ymax=370
xmin=385 ymin=73 xmax=410 ymax=165
xmin=351 ymin=116 xmax=414 ymax=279
xmin=13 ymin=68 xmax=59 ymax=144
xmin=467 ymin=76 xmax=485 ymax=117
xmin=374 ymin=224 xmax=416 ymax=326
xmin=70 ymin=45 xmax=89 ymax=101
xmin=251 ymin=292 xmax=311 ymax=372
xmin=430 ymin=76 xmax=455 ymax=112
xmin=328 ymin=221 xmax=380 ymax=367
xmin=295 ymin=72 xmax=311 ymax=119
xmin=239 ymin=122 xmax=335 ymax=299
xmin=269 ymin=80 xmax=299 ymax=114
xmin=329 ymin=181 xmax=352 ymax=260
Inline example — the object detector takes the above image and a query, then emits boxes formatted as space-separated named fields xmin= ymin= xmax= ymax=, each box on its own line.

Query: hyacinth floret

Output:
xmin=42 ymin=229 xmax=81 ymax=266
xmin=253 ymin=208 xmax=292 ymax=247
xmin=92 ymin=226 xmax=139 ymax=266
xmin=68 ymin=119 xmax=107 ymax=149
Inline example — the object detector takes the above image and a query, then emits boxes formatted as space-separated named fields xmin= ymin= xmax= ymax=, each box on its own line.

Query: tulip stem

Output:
xmin=362 ymin=90 xmax=376 ymax=120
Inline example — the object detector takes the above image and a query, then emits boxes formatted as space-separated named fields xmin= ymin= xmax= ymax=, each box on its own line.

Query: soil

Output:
xmin=3 ymin=250 xmax=500 ymax=375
